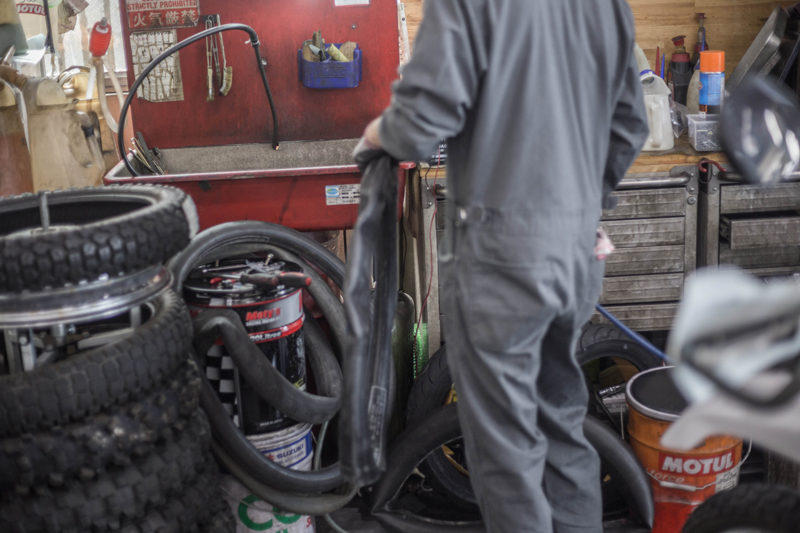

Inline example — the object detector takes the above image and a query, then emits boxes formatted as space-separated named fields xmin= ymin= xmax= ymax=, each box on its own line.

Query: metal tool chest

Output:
xmin=698 ymin=169 xmax=800 ymax=277
xmin=592 ymin=166 xmax=700 ymax=332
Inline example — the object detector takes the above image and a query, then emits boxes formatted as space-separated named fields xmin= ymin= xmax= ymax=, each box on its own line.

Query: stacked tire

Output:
xmin=0 ymin=186 xmax=233 ymax=532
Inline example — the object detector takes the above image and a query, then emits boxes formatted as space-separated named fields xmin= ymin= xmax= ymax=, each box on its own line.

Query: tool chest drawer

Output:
xmin=720 ymin=182 xmax=800 ymax=213
xmin=718 ymin=242 xmax=800 ymax=268
xmin=604 ymin=245 xmax=685 ymax=276
xmin=602 ymin=189 xmax=687 ymax=220
xmin=720 ymin=213 xmax=800 ymax=250
xmin=600 ymin=273 xmax=684 ymax=305
xmin=603 ymin=217 xmax=686 ymax=247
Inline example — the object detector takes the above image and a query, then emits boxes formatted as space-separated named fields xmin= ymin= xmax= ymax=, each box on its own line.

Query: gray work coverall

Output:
xmin=378 ymin=1 xmax=648 ymax=531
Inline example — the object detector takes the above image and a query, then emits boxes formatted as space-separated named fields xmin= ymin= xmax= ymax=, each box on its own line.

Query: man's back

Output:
xmin=380 ymin=0 xmax=646 ymax=217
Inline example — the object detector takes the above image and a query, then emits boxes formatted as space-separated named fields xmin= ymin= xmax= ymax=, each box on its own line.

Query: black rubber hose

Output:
xmin=340 ymin=151 xmax=399 ymax=487
xmin=194 ymin=350 xmax=345 ymax=492
xmin=304 ymin=313 xmax=344 ymax=400
xmin=212 ymin=441 xmax=356 ymax=515
xmin=168 ymin=222 xmax=349 ymax=493
xmin=192 ymin=310 xmax=340 ymax=423
xmin=118 ymin=23 xmax=279 ymax=177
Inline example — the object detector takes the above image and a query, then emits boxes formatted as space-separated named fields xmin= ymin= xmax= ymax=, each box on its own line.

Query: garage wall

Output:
xmin=403 ymin=0 xmax=795 ymax=74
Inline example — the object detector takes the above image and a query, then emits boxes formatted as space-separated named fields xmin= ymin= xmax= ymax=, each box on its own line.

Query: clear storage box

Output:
xmin=688 ymin=113 xmax=722 ymax=152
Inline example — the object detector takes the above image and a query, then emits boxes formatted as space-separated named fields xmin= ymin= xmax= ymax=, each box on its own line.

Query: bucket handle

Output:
xmin=647 ymin=440 xmax=752 ymax=492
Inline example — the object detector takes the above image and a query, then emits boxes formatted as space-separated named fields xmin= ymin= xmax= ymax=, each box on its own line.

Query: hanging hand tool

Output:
xmin=205 ymin=17 xmax=215 ymax=102
xmin=210 ymin=21 xmax=221 ymax=86
xmin=216 ymin=15 xmax=233 ymax=95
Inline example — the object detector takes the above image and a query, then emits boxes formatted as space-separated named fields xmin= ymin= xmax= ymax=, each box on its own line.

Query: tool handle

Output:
xmin=240 ymin=272 xmax=312 ymax=289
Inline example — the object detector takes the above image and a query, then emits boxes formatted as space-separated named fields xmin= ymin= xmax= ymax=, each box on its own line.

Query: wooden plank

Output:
xmin=406 ymin=0 xmax=794 ymax=75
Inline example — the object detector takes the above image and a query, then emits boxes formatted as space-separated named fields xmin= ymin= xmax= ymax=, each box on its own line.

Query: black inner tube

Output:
xmin=117 ymin=23 xmax=280 ymax=177
xmin=192 ymin=309 xmax=341 ymax=424
xmin=168 ymin=222 xmax=348 ymax=494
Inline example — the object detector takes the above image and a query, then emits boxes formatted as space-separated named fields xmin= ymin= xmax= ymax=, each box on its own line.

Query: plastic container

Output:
xmin=641 ymin=72 xmax=675 ymax=151
xmin=699 ymin=50 xmax=725 ymax=113
xmin=626 ymin=367 xmax=742 ymax=533
xmin=297 ymin=44 xmax=362 ymax=89
xmin=688 ymin=113 xmax=721 ymax=152
xmin=222 ymin=423 xmax=316 ymax=532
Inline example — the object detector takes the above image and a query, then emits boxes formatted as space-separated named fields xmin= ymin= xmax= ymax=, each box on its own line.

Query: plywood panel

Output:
xmin=404 ymin=0 xmax=795 ymax=74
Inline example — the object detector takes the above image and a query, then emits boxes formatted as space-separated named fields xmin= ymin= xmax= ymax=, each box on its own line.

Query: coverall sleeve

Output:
xmin=379 ymin=0 xmax=487 ymax=162
xmin=601 ymin=49 xmax=649 ymax=209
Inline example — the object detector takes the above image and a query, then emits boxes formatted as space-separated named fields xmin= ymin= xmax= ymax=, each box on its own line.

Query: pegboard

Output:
xmin=120 ymin=0 xmax=400 ymax=148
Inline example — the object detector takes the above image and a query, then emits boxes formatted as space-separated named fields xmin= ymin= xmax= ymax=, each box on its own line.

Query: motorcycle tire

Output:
xmin=579 ymin=323 xmax=629 ymax=351
xmin=404 ymin=341 xmax=661 ymax=518
xmin=0 ymin=410 xmax=212 ymax=532
xmin=373 ymin=403 xmax=653 ymax=531
xmin=117 ymin=463 xmax=233 ymax=533
xmin=0 ymin=358 xmax=201 ymax=490
xmin=0 ymin=290 xmax=192 ymax=437
xmin=0 ymin=185 xmax=197 ymax=292
xmin=682 ymin=483 xmax=800 ymax=533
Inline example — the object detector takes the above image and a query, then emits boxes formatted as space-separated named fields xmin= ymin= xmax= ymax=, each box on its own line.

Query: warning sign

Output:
xmin=129 ymin=30 xmax=184 ymax=102
xmin=125 ymin=0 xmax=200 ymax=30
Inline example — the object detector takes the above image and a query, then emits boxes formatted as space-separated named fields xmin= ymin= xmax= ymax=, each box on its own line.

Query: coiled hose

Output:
xmin=118 ymin=23 xmax=279 ymax=177
xmin=168 ymin=221 xmax=352 ymax=509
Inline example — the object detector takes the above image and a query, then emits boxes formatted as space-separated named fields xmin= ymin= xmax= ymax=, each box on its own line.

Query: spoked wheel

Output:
xmin=0 ymin=185 xmax=197 ymax=292
xmin=400 ymin=345 xmax=655 ymax=528
xmin=682 ymin=483 xmax=800 ymax=533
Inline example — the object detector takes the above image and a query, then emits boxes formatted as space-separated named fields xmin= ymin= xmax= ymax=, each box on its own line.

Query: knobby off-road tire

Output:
xmin=118 ymin=463 xmax=234 ymax=533
xmin=0 ymin=358 xmax=202 ymax=490
xmin=0 ymin=185 xmax=197 ymax=292
xmin=0 ymin=410 xmax=212 ymax=532
xmin=682 ymin=483 xmax=800 ymax=533
xmin=0 ymin=290 xmax=192 ymax=437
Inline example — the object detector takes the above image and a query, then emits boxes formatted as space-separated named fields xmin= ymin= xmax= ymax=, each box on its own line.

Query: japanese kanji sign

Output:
xmin=125 ymin=0 xmax=200 ymax=30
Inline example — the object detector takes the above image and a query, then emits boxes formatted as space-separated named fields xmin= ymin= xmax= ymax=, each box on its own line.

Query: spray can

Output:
xmin=669 ymin=35 xmax=692 ymax=105
xmin=699 ymin=50 xmax=725 ymax=113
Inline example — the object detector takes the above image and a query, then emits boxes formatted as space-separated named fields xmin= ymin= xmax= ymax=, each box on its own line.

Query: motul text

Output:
xmin=659 ymin=450 xmax=735 ymax=475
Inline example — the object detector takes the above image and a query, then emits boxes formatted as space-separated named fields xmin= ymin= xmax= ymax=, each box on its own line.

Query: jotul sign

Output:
xmin=659 ymin=450 xmax=736 ymax=476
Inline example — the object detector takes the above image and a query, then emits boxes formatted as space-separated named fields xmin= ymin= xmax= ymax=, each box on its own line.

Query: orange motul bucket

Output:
xmin=626 ymin=366 xmax=742 ymax=533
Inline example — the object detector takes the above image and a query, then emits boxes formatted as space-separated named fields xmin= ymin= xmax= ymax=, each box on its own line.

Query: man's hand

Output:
xmin=353 ymin=116 xmax=383 ymax=158
xmin=594 ymin=226 xmax=615 ymax=260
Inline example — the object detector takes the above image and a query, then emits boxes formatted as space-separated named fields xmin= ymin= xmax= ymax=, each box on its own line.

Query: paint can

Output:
xmin=626 ymin=366 xmax=742 ymax=533
xmin=223 ymin=423 xmax=316 ymax=533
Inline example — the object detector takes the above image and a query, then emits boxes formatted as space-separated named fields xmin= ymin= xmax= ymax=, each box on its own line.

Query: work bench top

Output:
xmin=417 ymin=138 xmax=726 ymax=181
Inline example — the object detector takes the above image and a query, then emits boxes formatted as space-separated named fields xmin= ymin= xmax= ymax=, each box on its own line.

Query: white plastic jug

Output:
xmin=641 ymin=72 xmax=674 ymax=151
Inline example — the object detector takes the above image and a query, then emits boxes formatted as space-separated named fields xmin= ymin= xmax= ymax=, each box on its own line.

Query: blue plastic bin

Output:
xmin=297 ymin=44 xmax=362 ymax=89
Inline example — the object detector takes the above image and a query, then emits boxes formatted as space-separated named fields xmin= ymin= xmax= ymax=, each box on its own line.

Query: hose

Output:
xmin=117 ymin=23 xmax=279 ymax=177
xmin=212 ymin=440 xmax=357 ymax=516
xmin=340 ymin=151 xmax=399 ymax=487
xmin=192 ymin=310 xmax=341 ymax=424
xmin=195 ymin=347 xmax=345 ymax=492
xmin=169 ymin=222 xmax=350 ymax=494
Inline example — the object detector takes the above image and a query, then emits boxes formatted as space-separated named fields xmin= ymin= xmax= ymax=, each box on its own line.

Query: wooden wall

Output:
xmin=403 ymin=0 xmax=795 ymax=74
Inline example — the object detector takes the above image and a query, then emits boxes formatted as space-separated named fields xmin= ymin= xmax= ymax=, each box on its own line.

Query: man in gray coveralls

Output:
xmin=358 ymin=1 xmax=648 ymax=531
